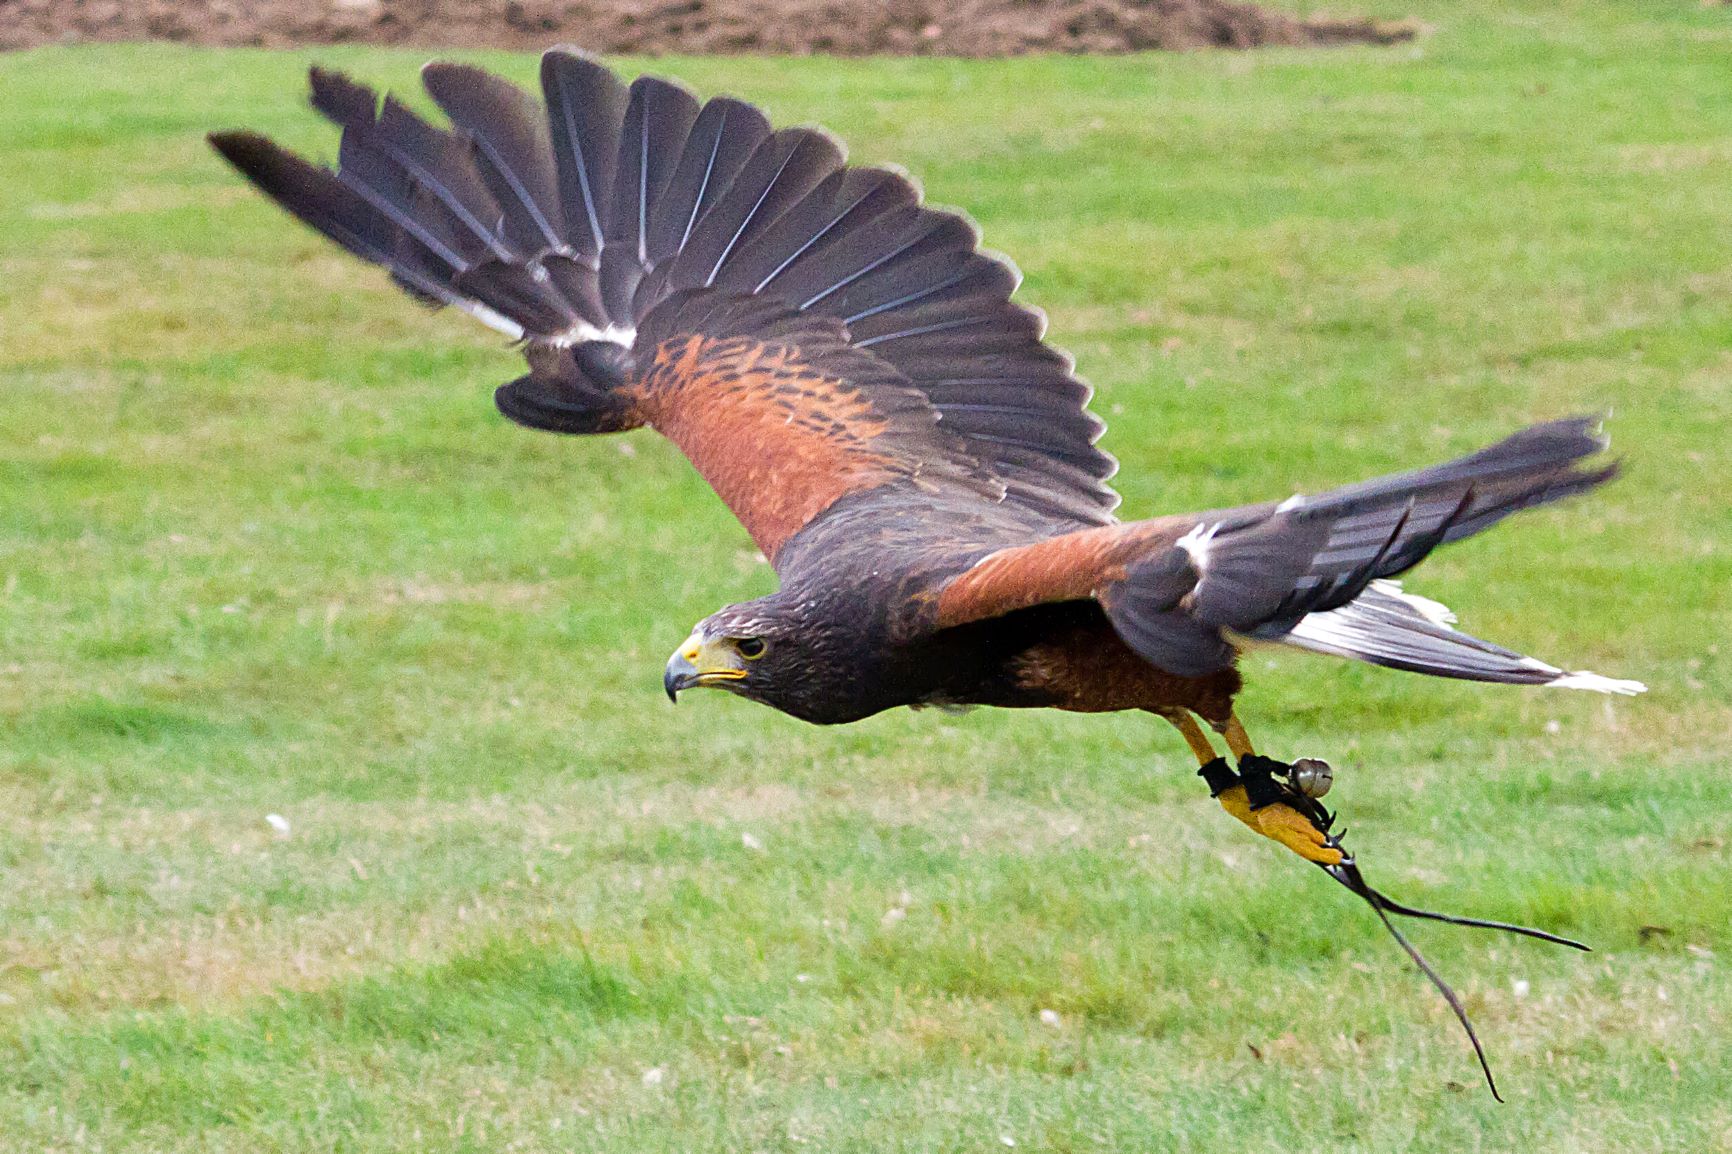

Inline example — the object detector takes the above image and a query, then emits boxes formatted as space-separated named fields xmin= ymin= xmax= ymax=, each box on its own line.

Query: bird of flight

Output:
xmin=211 ymin=50 xmax=1644 ymax=1095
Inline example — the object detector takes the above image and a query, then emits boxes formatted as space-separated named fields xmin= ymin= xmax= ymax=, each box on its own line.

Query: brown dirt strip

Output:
xmin=2 ymin=0 xmax=1416 ymax=55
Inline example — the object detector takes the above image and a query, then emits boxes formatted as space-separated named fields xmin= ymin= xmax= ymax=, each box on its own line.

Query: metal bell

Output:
xmin=1289 ymin=757 xmax=1334 ymax=799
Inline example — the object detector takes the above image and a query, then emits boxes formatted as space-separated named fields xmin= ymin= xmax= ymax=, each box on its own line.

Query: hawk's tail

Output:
xmin=1276 ymin=581 xmax=1645 ymax=693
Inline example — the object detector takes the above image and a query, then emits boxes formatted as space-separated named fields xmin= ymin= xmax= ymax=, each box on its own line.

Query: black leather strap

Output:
xmin=1196 ymin=756 xmax=1239 ymax=797
xmin=1237 ymin=753 xmax=1290 ymax=811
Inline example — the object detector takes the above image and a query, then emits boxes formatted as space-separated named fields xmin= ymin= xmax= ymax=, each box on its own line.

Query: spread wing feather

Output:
xmin=210 ymin=50 xmax=1117 ymax=531
xmin=658 ymin=127 xmax=849 ymax=295
xmin=540 ymin=50 xmax=627 ymax=267
xmin=423 ymin=61 xmax=567 ymax=254
xmin=205 ymin=132 xmax=520 ymax=333
xmin=694 ymin=166 xmax=917 ymax=299
xmin=644 ymin=98 xmax=773 ymax=272
xmin=600 ymin=76 xmax=702 ymax=321
xmin=310 ymin=70 xmax=509 ymax=268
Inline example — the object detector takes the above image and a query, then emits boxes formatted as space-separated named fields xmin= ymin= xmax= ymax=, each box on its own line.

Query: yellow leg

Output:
xmin=1210 ymin=713 xmax=1343 ymax=866
xmin=1165 ymin=713 xmax=1262 ymax=836
xmin=1221 ymin=715 xmax=1256 ymax=760
xmin=1166 ymin=711 xmax=1221 ymax=765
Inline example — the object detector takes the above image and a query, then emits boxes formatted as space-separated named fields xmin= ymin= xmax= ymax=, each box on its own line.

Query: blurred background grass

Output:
xmin=1 ymin=3 xmax=1729 ymax=1149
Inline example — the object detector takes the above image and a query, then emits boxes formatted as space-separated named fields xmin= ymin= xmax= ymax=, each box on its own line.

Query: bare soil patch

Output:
xmin=2 ymin=0 xmax=1415 ymax=55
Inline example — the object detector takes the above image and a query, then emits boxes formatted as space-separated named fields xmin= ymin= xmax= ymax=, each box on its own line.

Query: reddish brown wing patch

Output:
xmin=631 ymin=333 xmax=904 ymax=560
xmin=934 ymin=518 xmax=1184 ymax=628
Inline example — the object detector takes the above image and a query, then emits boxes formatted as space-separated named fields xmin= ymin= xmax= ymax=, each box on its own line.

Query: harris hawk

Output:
xmin=211 ymin=51 xmax=1644 ymax=1094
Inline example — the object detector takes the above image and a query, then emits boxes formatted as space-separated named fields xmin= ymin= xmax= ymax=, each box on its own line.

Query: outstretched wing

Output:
xmin=935 ymin=418 xmax=1639 ymax=691
xmin=209 ymin=50 xmax=1118 ymax=548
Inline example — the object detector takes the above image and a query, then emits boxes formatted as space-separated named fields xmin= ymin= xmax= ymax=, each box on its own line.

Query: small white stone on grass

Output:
xmin=265 ymin=813 xmax=291 ymax=837
xmin=1001 ymin=1136 xmax=1017 ymax=1148
xmin=741 ymin=832 xmax=764 ymax=851
xmin=1038 ymin=1008 xmax=1062 ymax=1028
xmin=641 ymin=1066 xmax=665 ymax=1086
xmin=880 ymin=906 xmax=906 ymax=927
xmin=1512 ymin=979 xmax=1530 ymax=998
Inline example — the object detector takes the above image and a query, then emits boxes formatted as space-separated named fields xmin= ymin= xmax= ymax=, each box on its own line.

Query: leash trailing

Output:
xmin=1255 ymin=756 xmax=1589 ymax=1101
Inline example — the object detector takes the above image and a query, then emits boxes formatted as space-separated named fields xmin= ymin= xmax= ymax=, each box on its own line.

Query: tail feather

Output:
xmin=1283 ymin=582 xmax=1645 ymax=694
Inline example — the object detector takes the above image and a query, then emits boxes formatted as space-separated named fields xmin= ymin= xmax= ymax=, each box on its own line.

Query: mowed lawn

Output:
xmin=2 ymin=4 xmax=1729 ymax=1150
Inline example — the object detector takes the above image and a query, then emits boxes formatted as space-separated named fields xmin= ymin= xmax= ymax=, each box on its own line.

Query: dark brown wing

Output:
xmin=209 ymin=51 xmax=1119 ymax=534
xmin=624 ymin=290 xmax=1004 ymax=564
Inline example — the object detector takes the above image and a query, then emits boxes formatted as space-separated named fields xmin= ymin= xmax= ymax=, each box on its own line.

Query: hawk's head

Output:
xmin=662 ymin=593 xmax=884 ymax=725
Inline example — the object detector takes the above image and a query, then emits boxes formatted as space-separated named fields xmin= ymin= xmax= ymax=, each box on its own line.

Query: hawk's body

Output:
xmin=211 ymin=52 xmax=1644 ymax=1092
xmin=209 ymin=50 xmax=1639 ymax=729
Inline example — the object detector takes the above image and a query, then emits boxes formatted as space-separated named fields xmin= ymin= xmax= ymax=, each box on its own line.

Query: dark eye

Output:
xmin=737 ymin=637 xmax=767 ymax=660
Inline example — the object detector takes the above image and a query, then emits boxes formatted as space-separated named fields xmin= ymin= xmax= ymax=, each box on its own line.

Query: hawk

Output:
xmin=211 ymin=50 xmax=1643 ymax=1093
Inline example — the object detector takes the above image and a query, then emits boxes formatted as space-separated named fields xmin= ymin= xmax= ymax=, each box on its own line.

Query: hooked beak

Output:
xmin=663 ymin=632 xmax=747 ymax=703
xmin=664 ymin=652 xmax=696 ymax=702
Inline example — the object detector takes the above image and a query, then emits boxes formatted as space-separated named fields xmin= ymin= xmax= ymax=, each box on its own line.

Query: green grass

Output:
xmin=2 ymin=4 xmax=1730 ymax=1149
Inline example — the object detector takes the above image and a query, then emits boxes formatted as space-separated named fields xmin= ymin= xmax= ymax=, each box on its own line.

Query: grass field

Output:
xmin=2 ymin=4 xmax=1730 ymax=1150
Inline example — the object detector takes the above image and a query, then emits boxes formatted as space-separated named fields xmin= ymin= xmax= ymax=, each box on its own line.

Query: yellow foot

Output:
xmin=1214 ymin=783 xmax=1261 ymax=832
xmin=1212 ymin=784 xmax=1344 ymax=865
xmin=1254 ymin=802 xmax=1344 ymax=865
xmin=1184 ymin=714 xmax=1346 ymax=867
